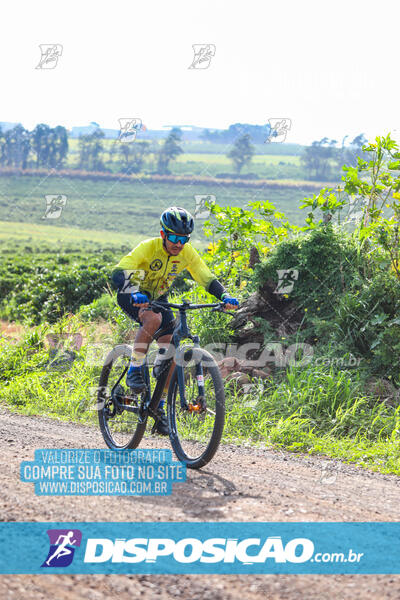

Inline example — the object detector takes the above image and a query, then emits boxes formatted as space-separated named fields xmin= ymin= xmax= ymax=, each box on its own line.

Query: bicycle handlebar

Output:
xmin=146 ymin=299 xmax=237 ymax=316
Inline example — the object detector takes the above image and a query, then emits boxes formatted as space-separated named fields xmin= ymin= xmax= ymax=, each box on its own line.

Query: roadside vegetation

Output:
xmin=1 ymin=134 xmax=399 ymax=474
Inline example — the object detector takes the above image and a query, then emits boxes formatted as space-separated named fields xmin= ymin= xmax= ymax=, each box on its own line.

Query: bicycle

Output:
xmin=97 ymin=299 xmax=234 ymax=469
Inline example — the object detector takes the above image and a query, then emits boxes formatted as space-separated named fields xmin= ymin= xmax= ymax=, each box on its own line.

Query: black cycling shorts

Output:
xmin=116 ymin=292 xmax=175 ymax=339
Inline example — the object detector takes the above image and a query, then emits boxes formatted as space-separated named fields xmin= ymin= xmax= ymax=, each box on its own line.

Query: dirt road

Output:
xmin=1 ymin=407 xmax=400 ymax=599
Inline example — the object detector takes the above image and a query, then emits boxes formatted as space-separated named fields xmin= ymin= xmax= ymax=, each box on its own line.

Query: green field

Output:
xmin=177 ymin=153 xmax=301 ymax=165
xmin=66 ymin=138 xmax=307 ymax=179
xmin=0 ymin=220 xmax=145 ymax=248
xmin=173 ymin=153 xmax=304 ymax=179
xmin=0 ymin=174 xmax=315 ymax=241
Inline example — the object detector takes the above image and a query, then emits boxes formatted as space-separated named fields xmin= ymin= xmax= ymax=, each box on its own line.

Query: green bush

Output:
xmin=0 ymin=249 xmax=117 ymax=324
xmin=77 ymin=293 xmax=116 ymax=322
xmin=254 ymin=225 xmax=362 ymax=320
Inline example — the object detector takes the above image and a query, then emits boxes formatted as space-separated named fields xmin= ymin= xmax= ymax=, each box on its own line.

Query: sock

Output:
xmin=130 ymin=350 xmax=145 ymax=368
xmin=159 ymin=396 xmax=166 ymax=410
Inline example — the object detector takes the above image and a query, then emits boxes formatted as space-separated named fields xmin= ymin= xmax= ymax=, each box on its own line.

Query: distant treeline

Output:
xmin=201 ymin=123 xmax=272 ymax=144
xmin=0 ymin=122 xmax=370 ymax=181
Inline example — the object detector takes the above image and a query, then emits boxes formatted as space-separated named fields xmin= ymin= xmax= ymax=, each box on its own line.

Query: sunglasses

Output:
xmin=164 ymin=232 xmax=190 ymax=245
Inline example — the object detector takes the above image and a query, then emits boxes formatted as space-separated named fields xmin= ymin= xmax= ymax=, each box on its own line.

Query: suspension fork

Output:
xmin=193 ymin=335 xmax=205 ymax=400
xmin=175 ymin=334 xmax=205 ymax=410
xmin=174 ymin=308 xmax=193 ymax=410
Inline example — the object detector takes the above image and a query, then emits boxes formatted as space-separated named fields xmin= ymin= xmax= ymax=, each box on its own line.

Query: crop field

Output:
xmin=0 ymin=174 xmax=315 ymax=238
xmin=172 ymin=153 xmax=304 ymax=179
xmin=0 ymin=220 xmax=144 ymax=248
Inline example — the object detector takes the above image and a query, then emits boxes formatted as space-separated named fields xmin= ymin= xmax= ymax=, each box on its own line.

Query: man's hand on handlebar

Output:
xmin=221 ymin=294 xmax=239 ymax=311
xmin=130 ymin=292 xmax=150 ymax=307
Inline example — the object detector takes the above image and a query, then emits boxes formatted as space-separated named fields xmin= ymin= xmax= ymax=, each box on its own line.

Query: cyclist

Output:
xmin=111 ymin=206 xmax=239 ymax=435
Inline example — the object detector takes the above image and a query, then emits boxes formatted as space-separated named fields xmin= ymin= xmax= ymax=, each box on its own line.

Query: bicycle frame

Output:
xmin=111 ymin=300 xmax=224 ymax=421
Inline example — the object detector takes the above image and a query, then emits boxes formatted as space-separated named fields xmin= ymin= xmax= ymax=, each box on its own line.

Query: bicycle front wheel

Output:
xmin=167 ymin=347 xmax=225 ymax=469
xmin=98 ymin=344 xmax=147 ymax=449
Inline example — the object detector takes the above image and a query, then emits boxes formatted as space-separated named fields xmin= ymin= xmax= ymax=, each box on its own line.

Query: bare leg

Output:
xmin=157 ymin=333 xmax=175 ymax=393
xmin=132 ymin=309 xmax=162 ymax=360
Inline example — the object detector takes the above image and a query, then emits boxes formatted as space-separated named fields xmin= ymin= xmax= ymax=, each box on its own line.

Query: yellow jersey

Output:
xmin=114 ymin=238 xmax=216 ymax=299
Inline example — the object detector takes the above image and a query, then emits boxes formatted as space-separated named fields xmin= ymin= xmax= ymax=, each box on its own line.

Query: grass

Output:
xmin=1 ymin=313 xmax=400 ymax=476
xmin=223 ymin=365 xmax=400 ymax=474
xmin=0 ymin=174 xmax=318 ymax=236
xmin=0 ymin=219 xmax=145 ymax=247
xmin=66 ymin=141 xmax=308 ymax=179
xmin=176 ymin=153 xmax=301 ymax=165
xmin=173 ymin=153 xmax=305 ymax=179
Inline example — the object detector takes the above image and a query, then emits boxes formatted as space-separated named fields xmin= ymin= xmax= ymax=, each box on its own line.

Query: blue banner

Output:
xmin=0 ymin=522 xmax=399 ymax=574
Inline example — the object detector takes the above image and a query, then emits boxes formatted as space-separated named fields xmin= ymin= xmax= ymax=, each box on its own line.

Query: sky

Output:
xmin=1 ymin=0 xmax=399 ymax=145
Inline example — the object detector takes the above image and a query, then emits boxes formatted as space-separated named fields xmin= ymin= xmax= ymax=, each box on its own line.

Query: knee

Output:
xmin=140 ymin=310 xmax=162 ymax=328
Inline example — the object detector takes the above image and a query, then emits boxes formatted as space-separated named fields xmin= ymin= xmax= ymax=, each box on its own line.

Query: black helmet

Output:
xmin=160 ymin=206 xmax=194 ymax=235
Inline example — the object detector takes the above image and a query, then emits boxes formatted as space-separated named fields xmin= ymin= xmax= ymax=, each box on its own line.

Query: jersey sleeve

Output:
xmin=114 ymin=239 xmax=153 ymax=271
xmin=185 ymin=245 xmax=216 ymax=290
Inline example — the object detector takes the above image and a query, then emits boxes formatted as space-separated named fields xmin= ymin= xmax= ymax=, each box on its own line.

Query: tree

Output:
xmin=106 ymin=142 xmax=119 ymax=171
xmin=342 ymin=134 xmax=368 ymax=168
xmin=301 ymin=137 xmax=338 ymax=180
xmin=156 ymin=128 xmax=183 ymax=174
xmin=3 ymin=125 xmax=30 ymax=168
xmin=31 ymin=124 xmax=51 ymax=167
xmin=119 ymin=141 xmax=150 ymax=174
xmin=78 ymin=129 xmax=105 ymax=171
xmin=0 ymin=127 xmax=6 ymax=166
xmin=31 ymin=124 xmax=68 ymax=169
xmin=227 ymin=134 xmax=255 ymax=174
xmin=48 ymin=125 xmax=68 ymax=169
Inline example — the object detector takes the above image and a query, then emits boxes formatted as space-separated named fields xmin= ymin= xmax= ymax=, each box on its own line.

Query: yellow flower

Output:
xmin=207 ymin=242 xmax=218 ymax=255
xmin=240 ymin=280 xmax=247 ymax=290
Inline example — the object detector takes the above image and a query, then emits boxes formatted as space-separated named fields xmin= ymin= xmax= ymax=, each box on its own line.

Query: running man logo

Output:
xmin=45 ymin=333 xmax=83 ymax=372
xmin=121 ymin=269 xmax=146 ymax=292
xmin=42 ymin=195 xmax=67 ymax=219
xmin=274 ymin=269 xmax=299 ymax=295
xmin=36 ymin=44 xmax=63 ymax=69
xmin=194 ymin=194 xmax=216 ymax=219
xmin=347 ymin=195 xmax=367 ymax=224
xmin=188 ymin=44 xmax=216 ymax=69
xmin=41 ymin=529 xmax=82 ymax=568
xmin=265 ymin=119 xmax=292 ymax=143
xmin=118 ymin=118 xmax=145 ymax=143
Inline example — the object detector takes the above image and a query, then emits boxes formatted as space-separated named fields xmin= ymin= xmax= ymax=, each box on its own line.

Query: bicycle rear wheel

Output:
xmin=167 ymin=347 xmax=225 ymax=469
xmin=98 ymin=344 xmax=148 ymax=449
